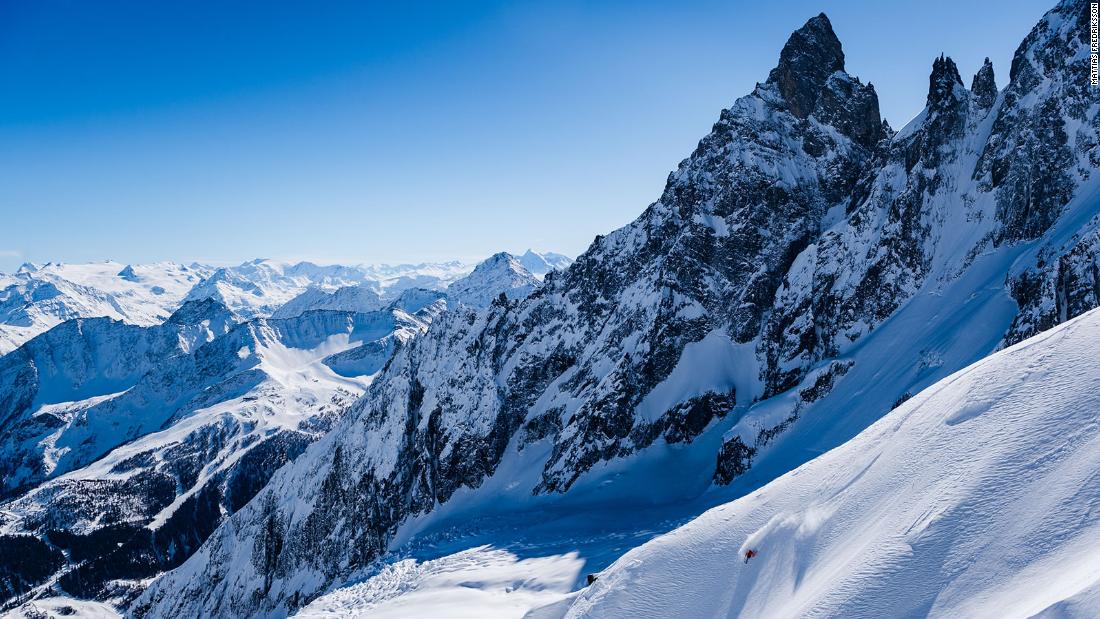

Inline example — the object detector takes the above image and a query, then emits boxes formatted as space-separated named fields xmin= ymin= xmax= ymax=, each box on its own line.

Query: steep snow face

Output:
xmin=560 ymin=307 xmax=1100 ymax=619
xmin=446 ymin=253 xmax=541 ymax=308
xmin=0 ymin=262 xmax=213 ymax=354
xmin=0 ymin=298 xmax=445 ymax=606
xmin=134 ymin=3 xmax=1100 ymax=618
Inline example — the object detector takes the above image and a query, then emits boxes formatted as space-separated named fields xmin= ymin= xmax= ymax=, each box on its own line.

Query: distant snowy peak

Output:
xmin=180 ymin=260 xmax=357 ymax=319
xmin=359 ymin=260 xmax=473 ymax=295
xmin=0 ymin=261 xmax=212 ymax=355
xmin=517 ymin=250 xmax=573 ymax=278
xmin=389 ymin=287 xmax=448 ymax=315
xmin=272 ymin=285 xmax=384 ymax=319
xmin=446 ymin=252 xmax=540 ymax=308
xmin=184 ymin=259 xmax=471 ymax=316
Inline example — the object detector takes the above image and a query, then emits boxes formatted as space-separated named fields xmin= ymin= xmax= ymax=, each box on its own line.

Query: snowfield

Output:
xmin=294 ymin=546 xmax=583 ymax=619
xmin=551 ymin=306 xmax=1100 ymax=619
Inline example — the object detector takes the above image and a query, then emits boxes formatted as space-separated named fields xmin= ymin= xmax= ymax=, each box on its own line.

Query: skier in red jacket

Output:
xmin=744 ymin=549 xmax=758 ymax=564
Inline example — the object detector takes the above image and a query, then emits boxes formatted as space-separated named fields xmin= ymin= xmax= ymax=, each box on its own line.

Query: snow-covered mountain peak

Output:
xmin=0 ymin=261 xmax=213 ymax=354
xmin=389 ymin=287 xmax=447 ymax=315
xmin=165 ymin=297 xmax=235 ymax=326
xmin=446 ymin=252 xmax=540 ymax=308
xmin=517 ymin=250 xmax=573 ymax=278
xmin=271 ymin=285 xmax=384 ymax=320
xmin=116 ymin=264 xmax=139 ymax=281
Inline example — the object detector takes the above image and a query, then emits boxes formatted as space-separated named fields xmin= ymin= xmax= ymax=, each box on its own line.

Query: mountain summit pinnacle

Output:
xmin=766 ymin=13 xmax=845 ymax=118
xmin=927 ymin=54 xmax=966 ymax=109
xmin=971 ymin=57 xmax=997 ymax=110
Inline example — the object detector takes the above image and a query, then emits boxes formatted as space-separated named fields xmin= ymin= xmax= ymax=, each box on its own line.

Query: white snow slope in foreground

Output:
xmin=554 ymin=306 xmax=1100 ymax=619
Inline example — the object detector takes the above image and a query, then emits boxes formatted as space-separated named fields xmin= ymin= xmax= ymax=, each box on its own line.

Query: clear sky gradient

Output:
xmin=0 ymin=0 xmax=1049 ymax=272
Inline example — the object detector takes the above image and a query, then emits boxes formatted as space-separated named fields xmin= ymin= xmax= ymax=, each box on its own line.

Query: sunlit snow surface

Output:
xmin=295 ymin=546 xmax=582 ymax=619
xmin=554 ymin=307 xmax=1100 ymax=619
xmin=1 ymin=596 xmax=121 ymax=618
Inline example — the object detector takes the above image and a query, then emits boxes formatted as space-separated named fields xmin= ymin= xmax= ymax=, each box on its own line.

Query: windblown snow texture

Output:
xmin=131 ymin=2 xmax=1100 ymax=617
xmin=560 ymin=306 xmax=1100 ymax=619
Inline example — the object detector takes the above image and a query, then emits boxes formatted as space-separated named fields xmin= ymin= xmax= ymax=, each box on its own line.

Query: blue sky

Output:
xmin=0 ymin=0 xmax=1047 ymax=272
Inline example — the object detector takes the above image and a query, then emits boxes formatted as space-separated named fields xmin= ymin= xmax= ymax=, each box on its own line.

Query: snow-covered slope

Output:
xmin=0 ymin=262 xmax=212 ymax=354
xmin=559 ymin=306 xmax=1100 ymax=619
xmin=132 ymin=3 xmax=1100 ymax=617
xmin=181 ymin=260 xmax=382 ymax=318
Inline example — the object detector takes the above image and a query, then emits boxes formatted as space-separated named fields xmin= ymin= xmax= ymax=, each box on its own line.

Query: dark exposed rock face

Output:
xmin=1007 ymin=225 xmax=1100 ymax=344
xmin=767 ymin=13 xmax=845 ymax=119
xmin=971 ymin=57 xmax=998 ymax=111
xmin=136 ymin=3 xmax=1100 ymax=617
xmin=925 ymin=55 xmax=969 ymax=141
xmin=813 ymin=73 xmax=886 ymax=149
xmin=977 ymin=0 xmax=1093 ymax=245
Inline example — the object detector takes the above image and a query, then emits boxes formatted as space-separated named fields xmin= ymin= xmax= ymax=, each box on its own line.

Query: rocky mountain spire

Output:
xmin=916 ymin=54 xmax=970 ymax=146
xmin=927 ymin=54 xmax=965 ymax=109
xmin=766 ymin=13 xmax=845 ymax=118
xmin=971 ymin=57 xmax=997 ymax=110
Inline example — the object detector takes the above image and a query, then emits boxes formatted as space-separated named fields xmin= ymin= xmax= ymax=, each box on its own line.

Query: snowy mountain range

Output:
xmin=4 ymin=0 xmax=1100 ymax=617
xmin=0 ymin=251 xmax=570 ymax=355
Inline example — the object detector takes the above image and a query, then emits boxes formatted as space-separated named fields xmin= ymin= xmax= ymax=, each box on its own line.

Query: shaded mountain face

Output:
xmin=0 ymin=295 xmax=446 ymax=607
xmin=124 ymin=1 xmax=1098 ymax=616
